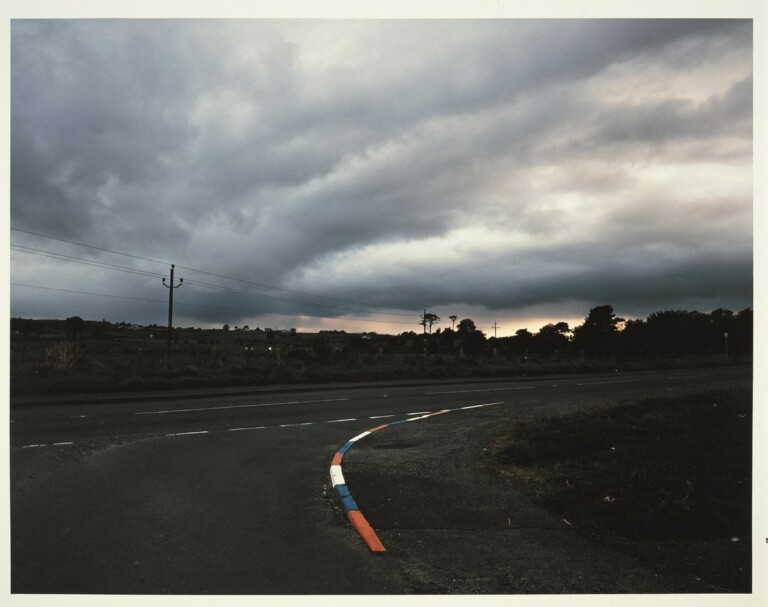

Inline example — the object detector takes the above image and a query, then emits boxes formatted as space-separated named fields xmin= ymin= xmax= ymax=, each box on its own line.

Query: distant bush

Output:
xmin=44 ymin=341 xmax=82 ymax=373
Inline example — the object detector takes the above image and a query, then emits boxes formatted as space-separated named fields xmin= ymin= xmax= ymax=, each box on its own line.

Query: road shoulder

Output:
xmin=340 ymin=406 xmax=729 ymax=593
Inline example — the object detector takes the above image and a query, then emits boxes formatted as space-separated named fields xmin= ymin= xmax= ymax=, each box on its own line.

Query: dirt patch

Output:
xmin=488 ymin=387 xmax=752 ymax=592
xmin=339 ymin=403 xmax=739 ymax=593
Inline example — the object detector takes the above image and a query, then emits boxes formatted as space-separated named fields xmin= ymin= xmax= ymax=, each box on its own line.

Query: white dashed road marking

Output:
xmin=460 ymin=403 xmax=497 ymax=410
xmin=15 ymin=401 xmax=508 ymax=449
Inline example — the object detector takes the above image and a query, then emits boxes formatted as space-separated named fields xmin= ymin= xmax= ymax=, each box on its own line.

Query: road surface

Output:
xmin=10 ymin=366 xmax=751 ymax=594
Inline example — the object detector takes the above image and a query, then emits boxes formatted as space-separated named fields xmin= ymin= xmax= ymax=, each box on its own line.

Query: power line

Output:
xmin=11 ymin=228 xmax=167 ymax=265
xmin=11 ymin=245 xmax=164 ymax=279
xmin=183 ymin=278 xmax=391 ymax=315
xmin=11 ymin=227 xmax=413 ymax=316
xmin=175 ymin=264 xmax=396 ymax=311
xmin=12 ymin=244 xmax=406 ymax=317
xmin=11 ymin=282 xmax=419 ymax=327
xmin=11 ymin=282 xmax=168 ymax=305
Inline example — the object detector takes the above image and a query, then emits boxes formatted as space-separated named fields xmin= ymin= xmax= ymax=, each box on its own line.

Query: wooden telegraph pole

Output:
xmin=162 ymin=264 xmax=183 ymax=370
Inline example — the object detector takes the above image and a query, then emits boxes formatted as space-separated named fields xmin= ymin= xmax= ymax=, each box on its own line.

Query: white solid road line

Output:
xmin=134 ymin=397 xmax=348 ymax=415
xmin=576 ymin=380 xmax=640 ymax=386
xmin=425 ymin=386 xmax=535 ymax=395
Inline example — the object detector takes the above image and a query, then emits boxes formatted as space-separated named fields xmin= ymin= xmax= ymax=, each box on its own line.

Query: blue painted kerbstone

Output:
xmin=335 ymin=484 xmax=352 ymax=499
xmin=341 ymin=494 xmax=359 ymax=512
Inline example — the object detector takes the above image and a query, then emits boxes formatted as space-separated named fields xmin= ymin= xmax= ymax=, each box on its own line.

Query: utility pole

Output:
xmin=162 ymin=264 xmax=183 ymax=370
xmin=492 ymin=321 xmax=499 ymax=338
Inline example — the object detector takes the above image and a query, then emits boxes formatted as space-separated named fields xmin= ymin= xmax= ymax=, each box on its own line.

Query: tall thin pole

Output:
xmin=162 ymin=264 xmax=183 ymax=370
xmin=492 ymin=321 xmax=499 ymax=338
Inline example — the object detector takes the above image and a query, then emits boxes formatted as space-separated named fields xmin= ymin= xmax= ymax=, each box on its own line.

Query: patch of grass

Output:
xmin=11 ymin=330 xmax=749 ymax=397
xmin=490 ymin=388 xmax=752 ymax=591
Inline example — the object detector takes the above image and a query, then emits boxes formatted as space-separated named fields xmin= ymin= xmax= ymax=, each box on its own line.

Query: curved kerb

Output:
xmin=329 ymin=401 xmax=504 ymax=553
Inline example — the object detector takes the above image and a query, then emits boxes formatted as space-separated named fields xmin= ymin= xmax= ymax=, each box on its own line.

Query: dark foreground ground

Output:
xmin=10 ymin=372 xmax=753 ymax=596
xmin=342 ymin=387 xmax=751 ymax=593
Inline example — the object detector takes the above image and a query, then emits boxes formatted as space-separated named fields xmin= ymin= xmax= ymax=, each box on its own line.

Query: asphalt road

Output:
xmin=9 ymin=366 xmax=751 ymax=594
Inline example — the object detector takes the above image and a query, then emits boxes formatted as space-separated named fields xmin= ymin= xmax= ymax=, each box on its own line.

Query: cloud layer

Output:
xmin=10 ymin=19 xmax=753 ymax=333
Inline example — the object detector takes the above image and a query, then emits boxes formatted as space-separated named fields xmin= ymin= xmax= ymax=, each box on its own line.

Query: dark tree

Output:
xmin=456 ymin=317 xmax=486 ymax=354
xmin=421 ymin=312 xmax=440 ymax=334
xmin=733 ymin=308 xmax=753 ymax=357
xmin=709 ymin=308 xmax=735 ymax=355
xmin=643 ymin=310 xmax=710 ymax=358
xmin=65 ymin=316 xmax=86 ymax=339
xmin=572 ymin=304 xmax=624 ymax=359
xmin=533 ymin=322 xmax=571 ymax=356
xmin=509 ymin=328 xmax=534 ymax=357
xmin=617 ymin=318 xmax=647 ymax=359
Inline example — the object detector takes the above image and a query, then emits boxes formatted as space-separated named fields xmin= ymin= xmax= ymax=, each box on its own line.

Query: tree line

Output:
xmin=11 ymin=303 xmax=753 ymax=363
xmin=414 ymin=305 xmax=752 ymax=360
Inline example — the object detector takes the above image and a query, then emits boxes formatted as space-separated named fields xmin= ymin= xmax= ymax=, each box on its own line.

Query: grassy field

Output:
xmin=489 ymin=387 xmax=752 ymax=592
xmin=10 ymin=321 xmax=748 ymax=397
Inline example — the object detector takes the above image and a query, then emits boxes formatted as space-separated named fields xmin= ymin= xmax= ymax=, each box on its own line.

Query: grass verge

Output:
xmin=489 ymin=387 xmax=752 ymax=592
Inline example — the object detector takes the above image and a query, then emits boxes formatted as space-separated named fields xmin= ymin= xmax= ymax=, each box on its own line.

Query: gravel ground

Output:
xmin=339 ymin=407 xmax=742 ymax=594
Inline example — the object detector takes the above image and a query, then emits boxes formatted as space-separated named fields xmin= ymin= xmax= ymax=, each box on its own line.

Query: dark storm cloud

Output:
xmin=11 ymin=20 xmax=198 ymax=249
xmin=591 ymin=75 xmax=753 ymax=146
xmin=10 ymin=18 xmax=753 ymax=329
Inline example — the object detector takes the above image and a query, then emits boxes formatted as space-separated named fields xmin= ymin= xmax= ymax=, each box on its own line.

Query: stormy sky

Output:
xmin=9 ymin=18 xmax=754 ymax=335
